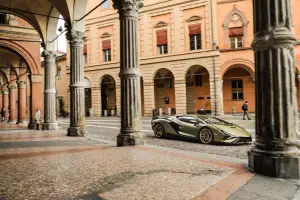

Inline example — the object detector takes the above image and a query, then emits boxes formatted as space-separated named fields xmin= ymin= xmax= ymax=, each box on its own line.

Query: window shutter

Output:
xmin=102 ymin=40 xmax=111 ymax=50
xmin=156 ymin=30 xmax=168 ymax=45
xmin=83 ymin=44 xmax=87 ymax=54
xmin=229 ymin=27 xmax=244 ymax=37
xmin=189 ymin=24 xmax=201 ymax=36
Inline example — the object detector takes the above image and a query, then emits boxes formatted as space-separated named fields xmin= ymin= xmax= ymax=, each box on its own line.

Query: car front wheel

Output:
xmin=154 ymin=123 xmax=165 ymax=138
xmin=199 ymin=128 xmax=214 ymax=144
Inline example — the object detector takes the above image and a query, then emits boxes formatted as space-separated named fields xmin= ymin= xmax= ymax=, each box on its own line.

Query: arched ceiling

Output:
xmin=0 ymin=0 xmax=88 ymax=48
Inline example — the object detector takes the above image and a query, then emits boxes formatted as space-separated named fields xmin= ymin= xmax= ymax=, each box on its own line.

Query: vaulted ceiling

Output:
xmin=0 ymin=0 xmax=88 ymax=49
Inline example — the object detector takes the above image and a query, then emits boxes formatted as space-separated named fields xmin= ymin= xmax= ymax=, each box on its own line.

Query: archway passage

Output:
xmin=154 ymin=69 xmax=175 ymax=115
xmin=222 ymin=65 xmax=255 ymax=113
xmin=101 ymin=75 xmax=116 ymax=116
xmin=185 ymin=65 xmax=211 ymax=114
xmin=84 ymin=78 xmax=92 ymax=117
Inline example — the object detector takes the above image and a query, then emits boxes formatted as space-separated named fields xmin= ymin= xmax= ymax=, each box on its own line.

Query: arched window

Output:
xmin=223 ymin=6 xmax=249 ymax=49
xmin=229 ymin=14 xmax=244 ymax=49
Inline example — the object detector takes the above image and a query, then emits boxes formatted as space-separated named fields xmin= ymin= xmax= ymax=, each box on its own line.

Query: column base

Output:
xmin=28 ymin=123 xmax=36 ymax=130
xmin=8 ymin=120 xmax=17 ymax=124
xmin=67 ymin=126 xmax=86 ymax=137
xmin=17 ymin=120 xmax=27 ymax=125
xmin=117 ymin=132 xmax=145 ymax=147
xmin=43 ymin=122 xmax=60 ymax=130
xmin=248 ymin=147 xmax=300 ymax=179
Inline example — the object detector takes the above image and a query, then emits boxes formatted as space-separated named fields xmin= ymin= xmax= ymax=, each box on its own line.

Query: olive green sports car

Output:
xmin=151 ymin=115 xmax=252 ymax=144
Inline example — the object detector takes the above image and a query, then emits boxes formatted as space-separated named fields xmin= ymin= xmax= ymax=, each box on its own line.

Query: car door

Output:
xmin=177 ymin=116 xmax=199 ymax=138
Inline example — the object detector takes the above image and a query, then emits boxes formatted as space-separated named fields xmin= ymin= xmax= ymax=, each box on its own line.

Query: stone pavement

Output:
xmin=0 ymin=125 xmax=300 ymax=200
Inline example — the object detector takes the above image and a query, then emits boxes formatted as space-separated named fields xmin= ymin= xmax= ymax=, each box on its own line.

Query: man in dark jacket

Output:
xmin=242 ymin=101 xmax=251 ymax=120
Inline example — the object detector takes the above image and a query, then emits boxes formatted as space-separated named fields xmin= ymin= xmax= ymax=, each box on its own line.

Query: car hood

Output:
xmin=212 ymin=124 xmax=250 ymax=137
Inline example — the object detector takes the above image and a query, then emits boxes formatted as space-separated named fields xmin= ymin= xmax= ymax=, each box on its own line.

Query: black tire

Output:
xmin=153 ymin=123 xmax=165 ymax=138
xmin=198 ymin=128 xmax=214 ymax=144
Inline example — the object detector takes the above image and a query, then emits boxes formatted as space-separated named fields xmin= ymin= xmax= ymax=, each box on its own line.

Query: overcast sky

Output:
xmin=55 ymin=17 xmax=67 ymax=53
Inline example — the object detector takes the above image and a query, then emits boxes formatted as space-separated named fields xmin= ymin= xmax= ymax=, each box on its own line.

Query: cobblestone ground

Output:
xmin=61 ymin=115 xmax=256 ymax=159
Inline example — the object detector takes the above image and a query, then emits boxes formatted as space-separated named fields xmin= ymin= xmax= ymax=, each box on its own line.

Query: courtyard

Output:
xmin=1 ymin=117 xmax=300 ymax=200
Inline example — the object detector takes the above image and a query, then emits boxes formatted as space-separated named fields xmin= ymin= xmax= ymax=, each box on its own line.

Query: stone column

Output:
xmin=28 ymin=74 xmax=44 ymax=129
xmin=175 ymin=80 xmax=186 ymax=115
xmin=66 ymin=30 xmax=87 ymax=136
xmin=17 ymin=81 xmax=27 ymax=124
xmin=113 ymin=0 xmax=145 ymax=146
xmin=42 ymin=50 xmax=59 ymax=130
xmin=8 ymin=85 xmax=17 ymax=123
xmin=248 ymin=0 xmax=300 ymax=179
xmin=3 ymin=88 xmax=8 ymax=121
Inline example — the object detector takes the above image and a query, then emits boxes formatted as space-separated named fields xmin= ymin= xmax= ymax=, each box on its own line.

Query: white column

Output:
xmin=113 ymin=0 xmax=145 ymax=146
xmin=66 ymin=30 xmax=87 ymax=136
xmin=42 ymin=50 xmax=59 ymax=130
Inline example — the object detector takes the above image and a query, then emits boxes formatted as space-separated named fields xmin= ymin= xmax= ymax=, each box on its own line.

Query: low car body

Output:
xmin=151 ymin=115 xmax=252 ymax=144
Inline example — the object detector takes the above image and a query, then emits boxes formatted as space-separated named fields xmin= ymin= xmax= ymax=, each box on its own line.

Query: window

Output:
xmin=103 ymin=49 xmax=111 ymax=62
xmin=230 ymin=37 xmax=243 ymax=49
xmin=189 ymin=24 xmax=201 ymax=50
xmin=229 ymin=27 xmax=243 ymax=49
xmin=102 ymin=40 xmax=111 ymax=62
xmin=83 ymin=44 xmax=87 ymax=65
xmin=195 ymin=74 xmax=202 ymax=87
xmin=102 ymin=0 xmax=110 ymax=9
xmin=190 ymin=34 xmax=201 ymax=50
xmin=166 ymin=78 xmax=173 ymax=88
xmin=57 ymin=67 xmax=61 ymax=79
xmin=232 ymin=80 xmax=243 ymax=100
xmin=0 ymin=14 xmax=6 ymax=24
xmin=156 ymin=30 xmax=168 ymax=55
xmin=157 ymin=44 xmax=168 ymax=55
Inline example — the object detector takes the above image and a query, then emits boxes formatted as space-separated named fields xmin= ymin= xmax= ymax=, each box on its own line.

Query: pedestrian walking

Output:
xmin=35 ymin=109 xmax=41 ymax=130
xmin=242 ymin=101 xmax=251 ymax=120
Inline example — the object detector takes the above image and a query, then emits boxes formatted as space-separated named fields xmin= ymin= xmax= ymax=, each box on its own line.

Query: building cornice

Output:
xmin=219 ymin=47 xmax=253 ymax=52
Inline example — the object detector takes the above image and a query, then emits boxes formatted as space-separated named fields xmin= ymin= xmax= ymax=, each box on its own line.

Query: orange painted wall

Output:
xmin=223 ymin=68 xmax=255 ymax=113
xmin=186 ymin=74 xmax=211 ymax=113
xmin=155 ymin=80 xmax=175 ymax=114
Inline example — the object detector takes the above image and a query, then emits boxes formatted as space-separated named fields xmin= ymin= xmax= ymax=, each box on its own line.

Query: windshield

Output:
xmin=197 ymin=116 xmax=232 ymax=126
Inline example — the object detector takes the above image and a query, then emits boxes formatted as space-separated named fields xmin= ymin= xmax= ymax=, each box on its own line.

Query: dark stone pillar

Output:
xmin=66 ymin=30 xmax=87 ymax=136
xmin=248 ymin=0 xmax=300 ymax=179
xmin=113 ymin=0 xmax=145 ymax=146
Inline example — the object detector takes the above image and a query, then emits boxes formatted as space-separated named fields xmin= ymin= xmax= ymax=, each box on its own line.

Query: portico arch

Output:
xmin=185 ymin=65 xmax=211 ymax=114
xmin=100 ymin=75 xmax=116 ymax=116
xmin=222 ymin=64 xmax=255 ymax=113
xmin=154 ymin=68 xmax=175 ymax=114
xmin=0 ymin=40 xmax=40 ymax=75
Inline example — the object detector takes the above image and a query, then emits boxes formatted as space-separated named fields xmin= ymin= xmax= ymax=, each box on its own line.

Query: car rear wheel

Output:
xmin=199 ymin=128 xmax=214 ymax=144
xmin=154 ymin=123 xmax=165 ymax=138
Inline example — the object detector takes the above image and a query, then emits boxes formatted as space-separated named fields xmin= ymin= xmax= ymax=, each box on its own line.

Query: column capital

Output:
xmin=113 ymin=0 xmax=144 ymax=17
xmin=18 ymin=80 xmax=26 ymax=89
xmin=66 ymin=30 xmax=87 ymax=45
xmin=2 ymin=88 xmax=8 ymax=95
xmin=9 ymin=85 xmax=17 ymax=91
xmin=42 ymin=50 xmax=57 ymax=59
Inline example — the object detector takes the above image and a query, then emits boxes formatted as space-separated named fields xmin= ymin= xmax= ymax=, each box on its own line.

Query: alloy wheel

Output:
xmin=154 ymin=124 xmax=164 ymax=138
xmin=199 ymin=128 xmax=213 ymax=144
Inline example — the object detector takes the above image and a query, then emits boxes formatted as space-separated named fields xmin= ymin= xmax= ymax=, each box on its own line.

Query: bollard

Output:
xmin=111 ymin=110 xmax=115 ymax=116
xmin=104 ymin=110 xmax=108 ymax=117
xmin=168 ymin=108 xmax=171 ymax=116
xmin=232 ymin=107 xmax=236 ymax=116
xmin=159 ymin=108 xmax=163 ymax=116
